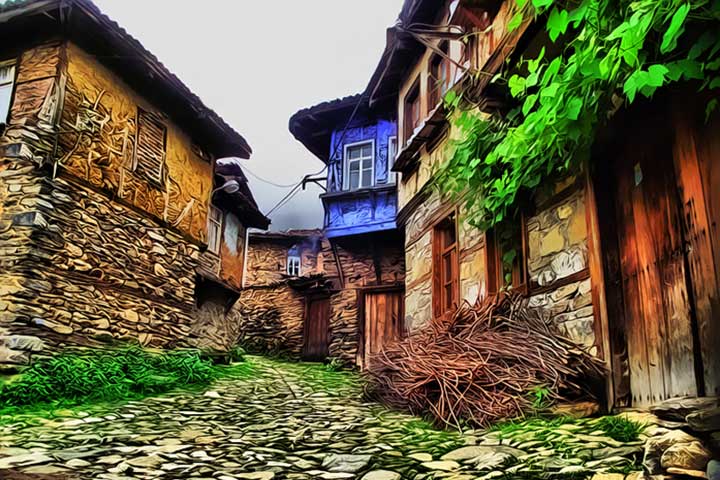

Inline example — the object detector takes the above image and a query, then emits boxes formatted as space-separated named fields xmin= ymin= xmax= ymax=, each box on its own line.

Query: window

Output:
xmin=344 ymin=140 xmax=374 ymax=190
xmin=0 ymin=61 xmax=16 ymax=124
xmin=404 ymin=80 xmax=421 ymax=145
xmin=433 ymin=214 xmax=459 ymax=317
xmin=287 ymin=255 xmax=301 ymax=276
xmin=134 ymin=109 xmax=167 ymax=186
xmin=207 ymin=206 xmax=222 ymax=254
xmin=429 ymin=44 xmax=451 ymax=110
xmin=486 ymin=219 xmax=528 ymax=294
xmin=387 ymin=136 xmax=398 ymax=183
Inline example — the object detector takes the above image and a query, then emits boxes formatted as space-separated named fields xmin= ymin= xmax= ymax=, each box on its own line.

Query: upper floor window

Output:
xmin=404 ymin=80 xmax=421 ymax=145
xmin=388 ymin=136 xmax=398 ymax=183
xmin=486 ymin=220 xmax=528 ymax=295
xmin=134 ymin=109 xmax=167 ymax=187
xmin=429 ymin=43 xmax=451 ymax=110
xmin=287 ymin=255 xmax=301 ymax=276
xmin=207 ymin=205 xmax=223 ymax=254
xmin=0 ymin=61 xmax=16 ymax=124
xmin=433 ymin=214 xmax=459 ymax=318
xmin=344 ymin=140 xmax=374 ymax=190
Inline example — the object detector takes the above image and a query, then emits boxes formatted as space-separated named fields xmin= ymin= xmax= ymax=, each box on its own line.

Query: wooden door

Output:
xmin=611 ymin=116 xmax=698 ymax=406
xmin=363 ymin=290 xmax=404 ymax=367
xmin=303 ymin=297 xmax=330 ymax=360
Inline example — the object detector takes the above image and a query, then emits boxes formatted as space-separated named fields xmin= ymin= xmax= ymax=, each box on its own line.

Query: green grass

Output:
xmin=0 ymin=346 xmax=221 ymax=410
xmin=596 ymin=415 xmax=646 ymax=442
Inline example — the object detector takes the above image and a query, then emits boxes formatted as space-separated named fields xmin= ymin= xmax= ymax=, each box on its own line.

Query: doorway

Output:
xmin=360 ymin=288 xmax=404 ymax=368
xmin=303 ymin=297 xmax=330 ymax=361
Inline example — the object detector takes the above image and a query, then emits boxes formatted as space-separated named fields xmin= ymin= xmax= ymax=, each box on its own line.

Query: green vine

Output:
xmin=438 ymin=0 xmax=720 ymax=229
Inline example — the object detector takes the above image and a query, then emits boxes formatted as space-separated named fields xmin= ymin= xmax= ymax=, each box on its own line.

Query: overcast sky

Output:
xmin=92 ymin=0 xmax=404 ymax=231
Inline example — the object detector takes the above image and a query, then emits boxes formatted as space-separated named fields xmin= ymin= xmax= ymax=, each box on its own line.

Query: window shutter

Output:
xmin=135 ymin=110 xmax=167 ymax=186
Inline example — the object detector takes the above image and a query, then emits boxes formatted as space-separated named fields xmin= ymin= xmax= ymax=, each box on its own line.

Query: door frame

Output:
xmin=356 ymin=284 xmax=405 ymax=367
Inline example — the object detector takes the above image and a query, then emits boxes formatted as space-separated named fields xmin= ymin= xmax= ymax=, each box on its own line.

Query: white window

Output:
xmin=207 ymin=206 xmax=222 ymax=254
xmin=0 ymin=61 xmax=16 ymax=124
xmin=287 ymin=255 xmax=301 ymax=276
xmin=388 ymin=136 xmax=398 ymax=184
xmin=344 ymin=140 xmax=374 ymax=190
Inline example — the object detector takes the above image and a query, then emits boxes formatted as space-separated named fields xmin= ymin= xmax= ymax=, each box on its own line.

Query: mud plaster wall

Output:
xmin=58 ymin=43 xmax=213 ymax=243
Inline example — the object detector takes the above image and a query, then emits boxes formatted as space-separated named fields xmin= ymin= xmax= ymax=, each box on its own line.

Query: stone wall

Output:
xmin=244 ymin=234 xmax=324 ymax=287
xmin=234 ymin=284 xmax=306 ymax=357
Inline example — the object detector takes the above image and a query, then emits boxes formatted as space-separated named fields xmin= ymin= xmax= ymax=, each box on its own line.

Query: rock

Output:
xmin=65 ymin=458 xmax=92 ymax=467
xmin=126 ymin=455 xmax=164 ymax=468
xmin=441 ymin=445 xmax=523 ymax=470
xmin=321 ymin=454 xmax=372 ymax=473
xmin=687 ymin=407 xmax=720 ymax=432
xmin=408 ymin=453 xmax=433 ymax=462
xmin=31 ymin=317 xmax=73 ymax=334
xmin=666 ymin=467 xmax=708 ymax=478
xmin=2 ymin=335 xmax=44 ymax=352
xmin=203 ymin=390 xmax=221 ymax=398
xmin=361 ymin=471 xmax=401 ymax=480
xmin=651 ymin=397 xmax=720 ymax=422
xmin=551 ymin=401 xmax=600 ymax=419
xmin=644 ymin=429 xmax=701 ymax=474
xmin=0 ymin=346 xmax=29 ymax=365
xmin=0 ymin=452 xmax=53 ymax=469
xmin=708 ymin=460 xmax=720 ymax=480
xmin=421 ymin=460 xmax=460 ymax=471
xmin=661 ymin=441 xmax=711 ymax=471
xmin=590 ymin=474 xmax=625 ymax=480
xmin=236 ymin=473 xmax=276 ymax=480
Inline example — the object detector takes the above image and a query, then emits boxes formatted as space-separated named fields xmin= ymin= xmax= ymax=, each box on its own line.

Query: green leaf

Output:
xmin=660 ymin=3 xmax=690 ymax=54
xmin=647 ymin=64 xmax=669 ymax=87
xmin=706 ymin=98 xmax=719 ymax=122
xmin=508 ymin=75 xmax=527 ymax=97
xmin=508 ymin=12 xmax=524 ymax=32
xmin=531 ymin=0 xmax=554 ymax=9
xmin=516 ymin=0 xmax=528 ymax=8
xmin=547 ymin=8 xmax=570 ymax=42
xmin=566 ymin=97 xmax=583 ymax=120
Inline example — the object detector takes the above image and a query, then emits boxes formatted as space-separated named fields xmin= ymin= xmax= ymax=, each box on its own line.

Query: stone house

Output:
xmin=0 ymin=0 xmax=268 ymax=369
xmin=366 ymin=0 xmax=720 ymax=409
xmin=287 ymin=95 xmax=406 ymax=366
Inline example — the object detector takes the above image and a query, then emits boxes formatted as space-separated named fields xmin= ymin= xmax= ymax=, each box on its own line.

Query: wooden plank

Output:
xmin=673 ymin=110 xmax=720 ymax=395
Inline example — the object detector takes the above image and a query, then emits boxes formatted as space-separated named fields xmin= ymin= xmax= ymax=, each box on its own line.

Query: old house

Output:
xmin=367 ymin=0 xmax=719 ymax=408
xmin=0 ymin=0 xmax=268 ymax=368
xmin=236 ymin=229 xmax=328 ymax=357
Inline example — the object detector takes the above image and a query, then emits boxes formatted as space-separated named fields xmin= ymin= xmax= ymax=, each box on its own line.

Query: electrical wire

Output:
xmin=241 ymin=164 xmax=299 ymax=189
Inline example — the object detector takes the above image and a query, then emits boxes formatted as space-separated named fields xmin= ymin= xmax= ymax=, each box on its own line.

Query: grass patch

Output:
xmin=490 ymin=415 xmax=574 ymax=435
xmin=0 ymin=346 xmax=221 ymax=411
xmin=596 ymin=415 xmax=645 ymax=442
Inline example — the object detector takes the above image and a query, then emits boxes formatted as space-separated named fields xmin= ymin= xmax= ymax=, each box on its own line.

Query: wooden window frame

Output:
xmin=428 ymin=43 xmax=451 ymax=111
xmin=485 ymin=215 xmax=529 ymax=296
xmin=133 ymin=108 xmax=167 ymax=188
xmin=207 ymin=205 xmax=223 ymax=255
xmin=0 ymin=60 xmax=16 ymax=124
xmin=432 ymin=212 xmax=460 ymax=319
xmin=403 ymin=78 xmax=421 ymax=145
xmin=387 ymin=136 xmax=398 ymax=184
xmin=287 ymin=255 xmax=302 ymax=277
xmin=343 ymin=139 xmax=375 ymax=190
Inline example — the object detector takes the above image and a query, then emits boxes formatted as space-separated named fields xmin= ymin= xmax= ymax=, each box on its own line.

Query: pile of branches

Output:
xmin=366 ymin=294 xmax=604 ymax=428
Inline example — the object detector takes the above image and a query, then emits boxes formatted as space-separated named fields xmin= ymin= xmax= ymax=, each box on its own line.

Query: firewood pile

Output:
xmin=366 ymin=294 xmax=605 ymax=428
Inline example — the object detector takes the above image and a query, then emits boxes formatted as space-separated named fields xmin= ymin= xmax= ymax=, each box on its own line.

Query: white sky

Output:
xmin=92 ymin=0 xmax=404 ymax=231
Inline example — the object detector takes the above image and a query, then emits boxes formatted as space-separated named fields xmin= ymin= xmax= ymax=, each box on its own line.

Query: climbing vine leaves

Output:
xmin=438 ymin=0 xmax=720 ymax=230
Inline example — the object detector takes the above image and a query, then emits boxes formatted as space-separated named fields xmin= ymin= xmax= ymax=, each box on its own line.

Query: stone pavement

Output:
xmin=0 ymin=357 xmax=658 ymax=479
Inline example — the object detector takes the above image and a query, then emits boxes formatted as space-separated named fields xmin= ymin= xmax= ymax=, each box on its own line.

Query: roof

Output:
xmin=249 ymin=229 xmax=323 ymax=242
xmin=0 ymin=0 xmax=252 ymax=159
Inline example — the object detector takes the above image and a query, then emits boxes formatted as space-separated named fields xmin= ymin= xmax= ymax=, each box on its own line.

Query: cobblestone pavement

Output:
xmin=0 ymin=357 xmax=649 ymax=480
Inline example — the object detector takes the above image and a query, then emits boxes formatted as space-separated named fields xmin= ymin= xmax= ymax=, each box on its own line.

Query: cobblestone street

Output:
xmin=0 ymin=357 xmax=655 ymax=480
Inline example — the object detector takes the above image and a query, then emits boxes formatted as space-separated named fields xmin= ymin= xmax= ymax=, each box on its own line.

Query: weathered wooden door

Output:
xmin=303 ymin=297 xmax=330 ymax=360
xmin=362 ymin=290 xmax=404 ymax=367
xmin=611 ymin=116 xmax=698 ymax=406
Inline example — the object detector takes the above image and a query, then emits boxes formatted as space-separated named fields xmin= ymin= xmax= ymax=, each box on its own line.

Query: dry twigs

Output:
xmin=365 ymin=293 xmax=604 ymax=429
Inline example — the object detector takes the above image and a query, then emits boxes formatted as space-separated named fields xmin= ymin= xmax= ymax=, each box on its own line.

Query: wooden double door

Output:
xmin=604 ymin=97 xmax=720 ymax=406
xmin=361 ymin=289 xmax=404 ymax=368
xmin=303 ymin=297 xmax=330 ymax=361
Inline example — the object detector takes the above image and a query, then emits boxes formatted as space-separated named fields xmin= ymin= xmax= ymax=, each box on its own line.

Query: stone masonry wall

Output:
xmin=1 ymin=160 xmax=200 ymax=357
xmin=234 ymin=284 xmax=306 ymax=357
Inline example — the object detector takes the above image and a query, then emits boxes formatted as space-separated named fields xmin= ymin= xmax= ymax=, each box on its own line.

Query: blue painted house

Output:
xmin=289 ymin=94 xmax=406 ymax=366
xmin=290 ymin=94 xmax=398 ymax=238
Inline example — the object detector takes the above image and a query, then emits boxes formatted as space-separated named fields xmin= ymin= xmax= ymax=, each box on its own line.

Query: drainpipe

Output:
xmin=241 ymin=227 xmax=250 ymax=289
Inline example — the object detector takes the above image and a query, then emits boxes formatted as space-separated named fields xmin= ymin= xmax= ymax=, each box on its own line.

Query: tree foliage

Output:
xmin=438 ymin=0 xmax=720 ymax=229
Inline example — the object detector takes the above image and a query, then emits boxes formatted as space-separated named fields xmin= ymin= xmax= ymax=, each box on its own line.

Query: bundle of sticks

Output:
xmin=366 ymin=293 xmax=604 ymax=428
